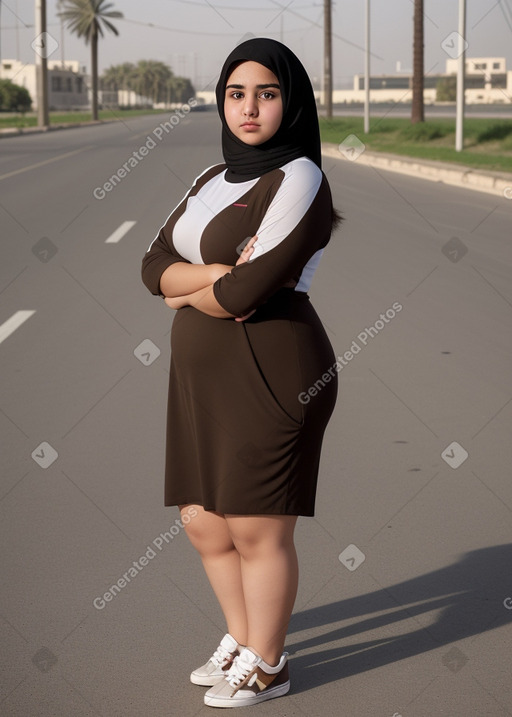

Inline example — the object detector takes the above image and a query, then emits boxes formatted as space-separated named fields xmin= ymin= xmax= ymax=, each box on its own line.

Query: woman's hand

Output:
xmin=236 ymin=235 xmax=257 ymax=266
xmin=208 ymin=262 xmax=234 ymax=283
xmin=164 ymin=295 xmax=190 ymax=310
xmin=234 ymin=235 xmax=258 ymax=322
xmin=162 ymin=236 xmax=258 ymax=320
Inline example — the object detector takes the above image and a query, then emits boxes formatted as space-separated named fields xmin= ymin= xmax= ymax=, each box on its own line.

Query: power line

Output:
xmin=269 ymin=0 xmax=384 ymax=59
xmin=167 ymin=0 xmax=320 ymax=9
xmin=116 ymin=16 xmax=317 ymax=37
xmin=499 ymin=0 xmax=512 ymax=31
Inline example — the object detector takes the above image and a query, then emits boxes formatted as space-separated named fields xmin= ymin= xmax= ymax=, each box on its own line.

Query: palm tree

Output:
xmin=411 ymin=0 xmax=425 ymax=123
xmin=172 ymin=76 xmax=195 ymax=105
xmin=100 ymin=60 xmax=194 ymax=108
xmin=59 ymin=0 xmax=123 ymax=120
xmin=130 ymin=60 xmax=174 ymax=105
xmin=101 ymin=62 xmax=135 ymax=92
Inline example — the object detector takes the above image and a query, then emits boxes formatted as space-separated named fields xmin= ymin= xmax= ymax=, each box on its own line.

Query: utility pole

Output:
xmin=58 ymin=0 xmax=65 ymax=68
xmin=364 ymin=0 xmax=370 ymax=133
xmin=323 ymin=0 xmax=332 ymax=118
xmin=35 ymin=0 xmax=49 ymax=127
xmin=411 ymin=0 xmax=424 ymax=123
xmin=16 ymin=0 xmax=21 ymax=60
xmin=455 ymin=0 xmax=466 ymax=151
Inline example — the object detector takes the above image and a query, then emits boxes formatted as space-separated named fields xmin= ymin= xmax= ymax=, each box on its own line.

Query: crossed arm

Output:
xmin=160 ymin=235 xmax=257 ymax=322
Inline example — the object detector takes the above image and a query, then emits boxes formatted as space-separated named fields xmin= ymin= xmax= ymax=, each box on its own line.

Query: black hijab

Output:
xmin=215 ymin=37 xmax=321 ymax=183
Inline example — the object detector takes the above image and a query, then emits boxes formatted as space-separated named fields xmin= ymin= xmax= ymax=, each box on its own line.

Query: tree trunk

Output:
xmin=91 ymin=28 xmax=99 ymax=120
xmin=411 ymin=0 xmax=424 ymax=124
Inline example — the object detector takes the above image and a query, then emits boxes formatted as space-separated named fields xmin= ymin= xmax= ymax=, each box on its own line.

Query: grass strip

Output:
xmin=320 ymin=116 xmax=512 ymax=173
xmin=0 ymin=108 xmax=169 ymax=130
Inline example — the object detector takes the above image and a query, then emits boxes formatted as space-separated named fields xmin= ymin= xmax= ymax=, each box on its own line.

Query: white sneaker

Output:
xmin=190 ymin=633 xmax=242 ymax=686
xmin=203 ymin=647 xmax=290 ymax=707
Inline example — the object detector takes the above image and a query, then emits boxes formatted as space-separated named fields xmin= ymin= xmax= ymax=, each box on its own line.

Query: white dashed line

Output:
xmin=105 ymin=220 xmax=137 ymax=244
xmin=0 ymin=310 xmax=36 ymax=345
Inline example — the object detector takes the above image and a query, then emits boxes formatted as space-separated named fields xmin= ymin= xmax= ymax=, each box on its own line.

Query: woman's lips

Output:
xmin=241 ymin=122 xmax=260 ymax=130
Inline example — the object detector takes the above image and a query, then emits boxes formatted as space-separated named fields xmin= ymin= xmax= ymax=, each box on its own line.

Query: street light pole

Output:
xmin=455 ymin=0 xmax=466 ymax=151
xmin=58 ymin=0 xmax=65 ymax=68
xmin=364 ymin=0 xmax=370 ymax=133
xmin=35 ymin=0 xmax=49 ymax=128
xmin=323 ymin=0 xmax=332 ymax=118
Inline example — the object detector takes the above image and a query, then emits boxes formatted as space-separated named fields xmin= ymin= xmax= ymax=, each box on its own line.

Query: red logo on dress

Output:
xmin=233 ymin=203 xmax=248 ymax=207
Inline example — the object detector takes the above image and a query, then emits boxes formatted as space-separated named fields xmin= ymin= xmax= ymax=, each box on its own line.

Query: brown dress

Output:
xmin=141 ymin=158 xmax=337 ymax=515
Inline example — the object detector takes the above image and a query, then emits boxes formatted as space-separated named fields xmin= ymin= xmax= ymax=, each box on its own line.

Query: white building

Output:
xmin=0 ymin=59 xmax=90 ymax=110
xmin=0 ymin=59 xmax=156 ymax=111
xmin=98 ymin=88 xmax=153 ymax=109
xmin=326 ymin=57 xmax=512 ymax=105
xmin=200 ymin=58 xmax=510 ymax=108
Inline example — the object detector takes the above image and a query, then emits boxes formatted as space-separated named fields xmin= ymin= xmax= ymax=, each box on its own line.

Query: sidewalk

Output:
xmin=322 ymin=141 xmax=512 ymax=199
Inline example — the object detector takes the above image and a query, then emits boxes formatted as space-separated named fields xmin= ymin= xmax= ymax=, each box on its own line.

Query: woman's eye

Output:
xmin=260 ymin=92 xmax=275 ymax=100
xmin=232 ymin=92 xmax=243 ymax=100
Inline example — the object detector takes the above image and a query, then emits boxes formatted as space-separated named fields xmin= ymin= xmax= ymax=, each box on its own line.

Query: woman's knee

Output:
xmin=179 ymin=504 xmax=234 ymax=556
xmin=226 ymin=515 xmax=297 ymax=559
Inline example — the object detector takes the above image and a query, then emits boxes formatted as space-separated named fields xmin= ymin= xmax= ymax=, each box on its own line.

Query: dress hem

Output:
xmin=165 ymin=499 xmax=313 ymax=517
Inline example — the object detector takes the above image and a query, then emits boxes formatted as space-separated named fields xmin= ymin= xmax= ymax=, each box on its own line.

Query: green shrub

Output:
xmin=0 ymin=79 xmax=32 ymax=112
xmin=436 ymin=77 xmax=457 ymax=102
xmin=400 ymin=123 xmax=447 ymax=141
xmin=476 ymin=122 xmax=512 ymax=143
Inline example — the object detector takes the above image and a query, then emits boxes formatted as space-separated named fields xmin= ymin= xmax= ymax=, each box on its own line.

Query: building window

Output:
xmin=51 ymin=76 xmax=62 ymax=92
xmin=3 ymin=63 xmax=12 ymax=70
xmin=76 ymin=77 xmax=83 ymax=93
xmin=492 ymin=62 xmax=500 ymax=70
xmin=491 ymin=74 xmax=507 ymax=88
xmin=474 ymin=63 xmax=487 ymax=70
xmin=466 ymin=75 xmax=486 ymax=89
xmin=66 ymin=77 xmax=72 ymax=92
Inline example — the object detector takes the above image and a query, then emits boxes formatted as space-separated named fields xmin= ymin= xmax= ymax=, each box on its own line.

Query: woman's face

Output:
xmin=224 ymin=61 xmax=283 ymax=145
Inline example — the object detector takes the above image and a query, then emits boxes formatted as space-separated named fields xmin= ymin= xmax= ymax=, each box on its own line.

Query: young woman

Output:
xmin=141 ymin=37 xmax=340 ymax=708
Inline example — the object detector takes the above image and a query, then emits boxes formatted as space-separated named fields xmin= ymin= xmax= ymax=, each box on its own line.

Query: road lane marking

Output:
xmin=105 ymin=220 xmax=136 ymax=244
xmin=0 ymin=146 xmax=94 ymax=182
xmin=130 ymin=130 xmax=155 ymax=140
xmin=0 ymin=310 xmax=36 ymax=345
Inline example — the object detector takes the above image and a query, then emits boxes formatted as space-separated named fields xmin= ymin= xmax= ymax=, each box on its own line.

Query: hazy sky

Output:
xmin=1 ymin=0 xmax=511 ymax=90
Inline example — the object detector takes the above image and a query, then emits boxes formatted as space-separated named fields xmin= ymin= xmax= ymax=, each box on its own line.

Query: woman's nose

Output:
xmin=243 ymin=96 xmax=258 ymax=116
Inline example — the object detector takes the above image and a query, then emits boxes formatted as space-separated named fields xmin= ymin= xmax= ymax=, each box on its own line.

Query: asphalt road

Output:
xmin=1 ymin=112 xmax=511 ymax=717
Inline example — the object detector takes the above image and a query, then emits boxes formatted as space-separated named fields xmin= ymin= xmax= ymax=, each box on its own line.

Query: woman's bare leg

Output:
xmin=225 ymin=514 xmax=299 ymax=666
xmin=179 ymin=504 xmax=247 ymax=645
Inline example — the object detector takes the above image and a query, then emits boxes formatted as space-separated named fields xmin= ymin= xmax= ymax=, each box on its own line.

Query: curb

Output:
xmin=321 ymin=143 xmax=512 ymax=199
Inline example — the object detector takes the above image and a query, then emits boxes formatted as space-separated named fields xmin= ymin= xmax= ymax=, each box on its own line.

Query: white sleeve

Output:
xmin=250 ymin=158 xmax=323 ymax=260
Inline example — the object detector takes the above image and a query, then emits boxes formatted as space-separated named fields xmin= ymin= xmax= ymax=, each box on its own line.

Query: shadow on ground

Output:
xmin=286 ymin=544 xmax=512 ymax=692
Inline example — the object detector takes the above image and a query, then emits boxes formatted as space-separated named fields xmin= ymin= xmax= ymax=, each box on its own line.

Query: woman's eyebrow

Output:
xmin=225 ymin=83 xmax=281 ymax=90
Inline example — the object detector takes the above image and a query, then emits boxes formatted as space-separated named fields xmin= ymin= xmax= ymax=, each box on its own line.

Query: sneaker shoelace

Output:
xmin=225 ymin=654 xmax=258 ymax=688
xmin=210 ymin=643 xmax=236 ymax=668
